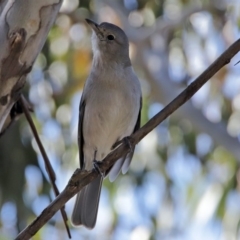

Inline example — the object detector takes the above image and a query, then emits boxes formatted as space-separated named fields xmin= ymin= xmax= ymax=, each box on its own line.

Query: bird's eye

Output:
xmin=107 ymin=35 xmax=115 ymax=40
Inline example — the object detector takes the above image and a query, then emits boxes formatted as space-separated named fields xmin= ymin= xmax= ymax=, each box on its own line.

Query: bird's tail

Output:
xmin=71 ymin=175 xmax=103 ymax=228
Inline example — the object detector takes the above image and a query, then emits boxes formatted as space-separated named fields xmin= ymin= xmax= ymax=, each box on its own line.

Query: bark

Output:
xmin=0 ymin=0 xmax=63 ymax=132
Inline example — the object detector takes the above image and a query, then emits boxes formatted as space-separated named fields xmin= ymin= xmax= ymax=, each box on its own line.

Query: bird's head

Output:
xmin=85 ymin=19 xmax=131 ymax=67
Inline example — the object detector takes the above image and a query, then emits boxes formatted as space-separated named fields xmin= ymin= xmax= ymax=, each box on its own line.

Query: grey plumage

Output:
xmin=72 ymin=19 xmax=142 ymax=228
xmin=72 ymin=175 xmax=103 ymax=228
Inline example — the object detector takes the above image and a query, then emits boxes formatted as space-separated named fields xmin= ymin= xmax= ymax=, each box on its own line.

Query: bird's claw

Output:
xmin=123 ymin=136 xmax=134 ymax=152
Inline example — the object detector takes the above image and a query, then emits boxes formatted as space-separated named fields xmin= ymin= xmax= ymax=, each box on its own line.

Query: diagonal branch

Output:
xmin=137 ymin=48 xmax=240 ymax=160
xmin=16 ymin=38 xmax=240 ymax=240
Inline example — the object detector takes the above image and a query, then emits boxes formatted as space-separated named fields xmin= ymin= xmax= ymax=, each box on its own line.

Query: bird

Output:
xmin=71 ymin=19 xmax=142 ymax=229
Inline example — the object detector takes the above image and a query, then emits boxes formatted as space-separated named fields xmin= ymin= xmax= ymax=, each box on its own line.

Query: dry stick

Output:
xmin=19 ymin=95 xmax=71 ymax=239
xmin=16 ymin=38 xmax=240 ymax=240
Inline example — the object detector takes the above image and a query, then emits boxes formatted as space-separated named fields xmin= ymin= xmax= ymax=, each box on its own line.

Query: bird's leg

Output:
xmin=93 ymin=160 xmax=104 ymax=177
xmin=93 ymin=150 xmax=104 ymax=177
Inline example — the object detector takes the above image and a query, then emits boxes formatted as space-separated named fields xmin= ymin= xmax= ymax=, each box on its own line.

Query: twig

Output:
xmin=103 ymin=0 xmax=210 ymax=42
xmin=16 ymin=38 xmax=240 ymax=240
xmin=19 ymin=95 xmax=71 ymax=239
xmin=0 ymin=100 xmax=29 ymax=137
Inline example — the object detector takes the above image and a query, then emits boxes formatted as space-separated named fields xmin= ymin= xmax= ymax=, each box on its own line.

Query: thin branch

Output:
xmin=16 ymin=38 xmax=240 ymax=240
xmin=19 ymin=95 xmax=71 ymax=239
xmin=103 ymin=0 xmax=211 ymax=43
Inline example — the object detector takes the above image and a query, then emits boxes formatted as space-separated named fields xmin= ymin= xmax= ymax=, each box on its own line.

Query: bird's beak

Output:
xmin=85 ymin=19 xmax=100 ymax=34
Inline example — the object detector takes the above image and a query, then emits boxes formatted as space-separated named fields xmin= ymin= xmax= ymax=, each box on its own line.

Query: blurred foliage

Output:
xmin=1 ymin=0 xmax=240 ymax=239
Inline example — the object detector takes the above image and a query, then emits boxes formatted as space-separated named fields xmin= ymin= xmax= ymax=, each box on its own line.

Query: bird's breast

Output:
xmin=83 ymin=75 xmax=140 ymax=162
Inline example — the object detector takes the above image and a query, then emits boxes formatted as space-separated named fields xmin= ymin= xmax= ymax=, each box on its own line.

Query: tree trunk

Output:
xmin=0 ymin=0 xmax=63 ymax=132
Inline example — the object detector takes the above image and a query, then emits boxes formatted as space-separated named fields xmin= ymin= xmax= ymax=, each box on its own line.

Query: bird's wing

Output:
xmin=133 ymin=97 xmax=142 ymax=133
xmin=108 ymin=97 xmax=142 ymax=181
xmin=121 ymin=96 xmax=142 ymax=174
xmin=78 ymin=99 xmax=86 ymax=169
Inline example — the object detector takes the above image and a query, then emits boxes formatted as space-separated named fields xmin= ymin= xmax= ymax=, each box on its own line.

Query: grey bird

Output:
xmin=71 ymin=19 xmax=142 ymax=229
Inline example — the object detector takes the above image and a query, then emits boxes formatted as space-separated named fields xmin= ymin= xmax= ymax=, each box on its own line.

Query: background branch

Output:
xmin=19 ymin=95 xmax=71 ymax=238
xmin=16 ymin=37 xmax=240 ymax=240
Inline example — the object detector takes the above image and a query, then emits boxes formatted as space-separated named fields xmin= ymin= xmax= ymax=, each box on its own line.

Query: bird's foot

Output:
xmin=93 ymin=160 xmax=104 ymax=177
xmin=123 ymin=136 xmax=134 ymax=152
